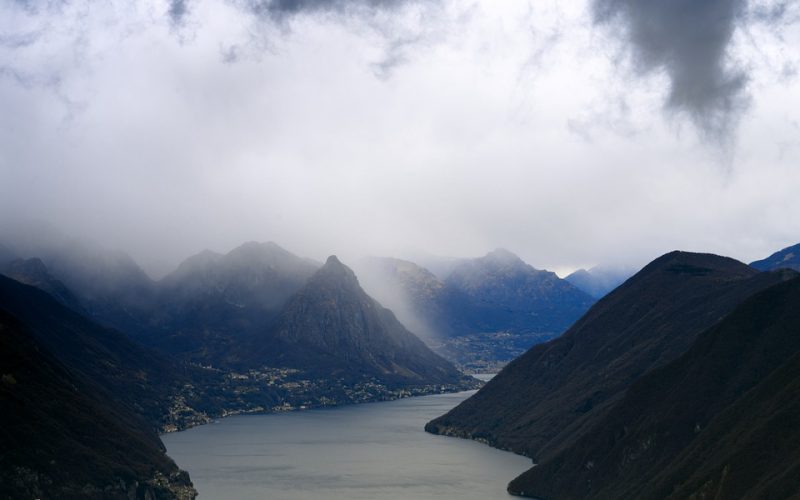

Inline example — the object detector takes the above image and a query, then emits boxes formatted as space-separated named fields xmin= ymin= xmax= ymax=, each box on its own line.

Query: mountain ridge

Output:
xmin=751 ymin=241 xmax=800 ymax=272
xmin=245 ymin=255 xmax=471 ymax=387
xmin=508 ymin=275 xmax=800 ymax=499
xmin=0 ymin=289 xmax=196 ymax=499
xmin=426 ymin=251 xmax=797 ymax=463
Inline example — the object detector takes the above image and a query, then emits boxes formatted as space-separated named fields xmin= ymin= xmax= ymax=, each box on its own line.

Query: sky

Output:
xmin=1 ymin=0 xmax=799 ymax=278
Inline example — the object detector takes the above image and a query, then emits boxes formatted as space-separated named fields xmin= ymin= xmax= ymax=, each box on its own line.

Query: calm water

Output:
xmin=162 ymin=387 xmax=532 ymax=499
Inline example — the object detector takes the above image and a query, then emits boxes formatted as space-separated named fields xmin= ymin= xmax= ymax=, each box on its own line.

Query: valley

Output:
xmin=4 ymin=4 xmax=800 ymax=498
xmin=3 ymin=236 xmax=800 ymax=499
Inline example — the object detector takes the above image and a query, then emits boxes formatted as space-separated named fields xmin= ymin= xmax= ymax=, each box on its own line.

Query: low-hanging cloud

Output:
xmin=592 ymin=0 xmax=751 ymax=141
xmin=1 ymin=0 xmax=799 ymax=280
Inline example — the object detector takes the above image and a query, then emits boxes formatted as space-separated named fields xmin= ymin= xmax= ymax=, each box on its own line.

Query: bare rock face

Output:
xmin=148 ymin=241 xmax=320 ymax=359
xmin=248 ymin=256 xmax=470 ymax=387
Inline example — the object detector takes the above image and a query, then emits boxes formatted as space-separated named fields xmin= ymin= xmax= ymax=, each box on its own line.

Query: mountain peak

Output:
xmin=249 ymin=255 xmax=465 ymax=387
xmin=640 ymin=250 xmax=756 ymax=279
xmin=315 ymin=255 xmax=360 ymax=286
xmin=485 ymin=248 xmax=522 ymax=262
xmin=6 ymin=257 xmax=48 ymax=277
xmin=325 ymin=255 xmax=343 ymax=266
xmin=228 ymin=240 xmax=288 ymax=259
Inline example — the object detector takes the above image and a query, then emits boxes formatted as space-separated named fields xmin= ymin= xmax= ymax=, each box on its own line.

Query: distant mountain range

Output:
xmin=426 ymin=250 xmax=800 ymax=498
xmin=0 ymin=240 xmax=471 ymax=390
xmin=564 ymin=265 xmax=633 ymax=298
xmin=751 ymin=241 xmax=800 ymax=272
xmin=0 ymin=237 xmax=474 ymax=497
xmin=360 ymin=249 xmax=595 ymax=338
xmin=356 ymin=249 xmax=596 ymax=370
xmin=6 ymin=231 xmax=800 ymax=498
xmin=443 ymin=248 xmax=595 ymax=335
xmin=2 ymin=232 xmax=596 ymax=372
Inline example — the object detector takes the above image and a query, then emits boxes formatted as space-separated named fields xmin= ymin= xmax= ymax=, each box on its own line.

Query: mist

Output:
xmin=1 ymin=0 xmax=799 ymax=279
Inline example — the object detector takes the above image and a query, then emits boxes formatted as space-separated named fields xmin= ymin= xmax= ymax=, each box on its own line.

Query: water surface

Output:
xmin=163 ymin=389 xmax=531 ymax=499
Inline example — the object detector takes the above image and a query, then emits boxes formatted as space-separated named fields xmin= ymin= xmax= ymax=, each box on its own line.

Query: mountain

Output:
xmin=751 ymin=241 xmax=800 ymax=272
xmin=246 ymin=256 xmax=470 ymax=387
xmin=2 ymin=258 xmax=85 ymax=313
xmin=402 ymin=253 xmax=467 ymax=281
xmin=357 ymin=250 xmax=595 ymax=372
xmin=0 ymin=297 xmax=195 ymax=498
xmin=355 ymin=256 xmax=452 ymax=341
xmin=146 ymin=241 xmax=319 ymax=360
xmin=0 ymin=243 xmax=15 ymax=267
xmin=426 ymin=251 xmax=797 ymax=463
xmin=442 ymin=248 xmax=595 ymax=335
xmin=508 ymin=276 xmax=800 ymax=499
xmin=565 ymin=265 xmax=633 ymax=298
xmin=0 ymin=274 xmax=183 ymax=428
xmin=363 ymin=250 xmax=594 ymax=339
xmin=1 ymin=234 xmax=159 ymax=336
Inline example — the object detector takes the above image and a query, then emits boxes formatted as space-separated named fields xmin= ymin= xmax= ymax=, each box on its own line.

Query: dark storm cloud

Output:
xmin=592 ymin=0 xmax=750 ymax=139
xmin=239 ymin=0 xmax=417 ymax=21
xmin=168 ymin=0 xmax=189 ymax=26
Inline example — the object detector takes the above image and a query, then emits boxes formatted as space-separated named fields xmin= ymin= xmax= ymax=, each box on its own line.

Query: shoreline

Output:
xmin=159 ymin=375 xmax=490 ymax=436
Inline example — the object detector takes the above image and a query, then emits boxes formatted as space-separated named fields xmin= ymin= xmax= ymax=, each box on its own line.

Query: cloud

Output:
xmin=592 ymin=0 xmax=751 ymax=141
xmin=1 ymin=0 xmax=799 ymax=279
xmin=168 ymin=0 xmax=189 ymax=26
xmin=238 ymin=0 xmax=422 ymax=22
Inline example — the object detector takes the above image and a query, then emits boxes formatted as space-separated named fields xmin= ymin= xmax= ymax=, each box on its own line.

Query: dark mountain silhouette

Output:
xmin=246 ymin=256 xmax=470 ymax=387
xmin=751 ymin=241 xmax=800 ymax=272
xmin=5 ymin=239 xmax=321 ymax=363
xmin=508 ymin=276 xmax=800 ymax=500
xmin=565 ymin=265 xmax=633 ymax=299
xmin=0 ymin=275 xmax=183 ymax=428
xmin=0 ymin=297 xmax=195 ymax=499
xmin=426 ymin=251 xmax=797 ymax=463
xmin=144 ymin=241 xmax=319 ymax=360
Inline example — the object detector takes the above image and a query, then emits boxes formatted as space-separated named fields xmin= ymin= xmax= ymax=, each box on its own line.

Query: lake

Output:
xmin=162 ymin=387 xmax=532 ymax=499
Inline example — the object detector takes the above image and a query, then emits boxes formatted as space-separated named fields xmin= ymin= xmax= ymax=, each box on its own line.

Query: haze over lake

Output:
xmin=163 ymin=389 xmax=531 ymax=499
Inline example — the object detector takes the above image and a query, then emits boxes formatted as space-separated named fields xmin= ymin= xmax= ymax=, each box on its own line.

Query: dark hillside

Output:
xmin=427 ymin=251 xmax=797 ymax=462
xmin=0 ymin=309 xmax=195 ymax=499
xmin=509 ymin=276 xmax=800 ymax=499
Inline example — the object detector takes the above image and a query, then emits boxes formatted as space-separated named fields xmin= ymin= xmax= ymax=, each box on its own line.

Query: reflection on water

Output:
xmin=162 ymin=387 xmax=530 ymax=499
